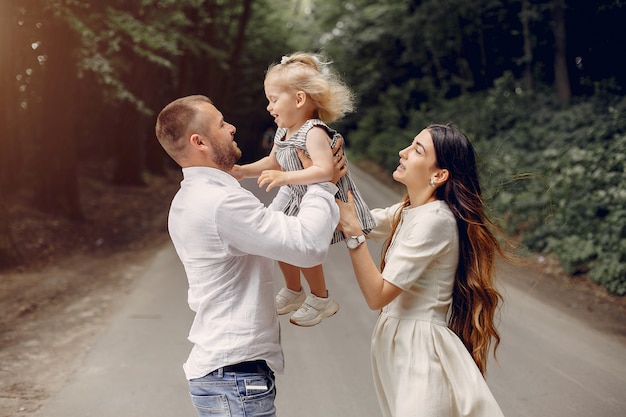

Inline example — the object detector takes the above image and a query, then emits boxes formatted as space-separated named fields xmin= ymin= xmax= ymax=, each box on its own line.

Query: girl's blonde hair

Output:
xmin=265 ymin=52 xmax=355 ymax=124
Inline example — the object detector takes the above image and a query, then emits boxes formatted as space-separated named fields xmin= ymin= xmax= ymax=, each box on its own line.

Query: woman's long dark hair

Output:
xmin=381 ymin=124 xmax=504 ymax=375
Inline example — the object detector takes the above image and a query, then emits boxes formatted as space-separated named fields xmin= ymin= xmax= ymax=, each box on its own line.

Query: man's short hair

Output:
xmin=155 ymin=95 xmax=212 ymax=159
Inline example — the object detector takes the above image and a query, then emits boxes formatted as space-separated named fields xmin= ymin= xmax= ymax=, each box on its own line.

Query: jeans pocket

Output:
xmin=242 ymin=376 xmax=276 ymax=416
xmin=243 ymin=375 xmax=272 ymax=396
xmin=190 ymin=393 xmax=230 ymax=416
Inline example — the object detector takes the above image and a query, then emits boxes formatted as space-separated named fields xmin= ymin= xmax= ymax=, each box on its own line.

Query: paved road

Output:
xmin=35 ymin=166 xmax=626 ymax=417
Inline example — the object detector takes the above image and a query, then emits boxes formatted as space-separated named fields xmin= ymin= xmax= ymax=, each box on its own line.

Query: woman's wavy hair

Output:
xmin=264 ymin=52 xmax=354 ymax=124
xmin=381 ymin=124 xmax=505 ymax=375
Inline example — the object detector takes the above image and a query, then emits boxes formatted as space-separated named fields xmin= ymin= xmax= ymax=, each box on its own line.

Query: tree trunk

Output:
xmin=428 ymin=47 xmax=449 ymax=95
xmin=0 ymin=0 xmax=19 ymax=192
xmin=143 ymin=60 xmax=171 ymax=177
xmin=111 ymin=99 xmax=148 ymax=186
xmin=521 ymin=0 xmax=535 ymax=94
xmin=0 ymin=202 xmax=21 ymax=269
xmin=454 ymin=16 xmax=473 ymax=94
xmin=32 ymin=11 xmax=83 ymax=219
xmin=110 ymin=3 xmax=150 ymax=186
xmin=552 ymin=0 xmax=571 ymax=103
xmin=0 ymin=0 xmax=22 ymax=268
xmin=475 ymin=16 xmax=488 ymax=90
xmin=219 ymin=0 xmax=253 ymax=112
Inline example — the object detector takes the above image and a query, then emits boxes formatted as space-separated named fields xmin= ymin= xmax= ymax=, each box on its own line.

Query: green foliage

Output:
xmin=68 ymin=1 xmax=195 ymax=113
xmin=319 ymin=0 xmax=626 ymax=294
xmin=348 ymin=74 xmax=626 ymax=294
xmin=3 ymin=0 xmax=625 ymax=291
xmin=470 ymin=92 xmax=626 ymax=296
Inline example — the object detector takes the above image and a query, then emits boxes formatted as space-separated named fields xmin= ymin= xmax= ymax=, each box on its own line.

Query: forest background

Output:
xmin=0 ymin=0 xmax=624 ymax=295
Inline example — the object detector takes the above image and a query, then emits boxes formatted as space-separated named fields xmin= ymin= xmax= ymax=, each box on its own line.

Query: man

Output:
xmin=155 ymin=95 xmax=340 ymax=417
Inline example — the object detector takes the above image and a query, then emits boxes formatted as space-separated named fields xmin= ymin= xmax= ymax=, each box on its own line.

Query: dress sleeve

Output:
xmin=381 ymin=210 xmax=456 ymax=290
xmin=367 ymin=203 xmax=403 ymax=242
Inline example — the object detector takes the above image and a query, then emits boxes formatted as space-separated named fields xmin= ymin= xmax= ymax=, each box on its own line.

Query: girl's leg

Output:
xmin=276 ymin=262 xmax=306 ymax=315
xmin=290 ymin=264 xmax=338 ymax=326
xmin=300 ymin=264 xmax=327 ymax=298
xmin=277 ymin=261 xmax=302 ymax=291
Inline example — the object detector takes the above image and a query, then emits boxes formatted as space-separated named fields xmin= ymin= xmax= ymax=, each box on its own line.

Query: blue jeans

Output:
xmin=188 ymin=365 xmax=276 ymax=417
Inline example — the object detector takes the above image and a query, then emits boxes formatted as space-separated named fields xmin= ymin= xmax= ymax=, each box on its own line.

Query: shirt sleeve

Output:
xmin=381 ymin=211 xmax=456 ymax=290
xmin=268 ymin=185 xmax=290 ymax=212
xmin=216 ymin=183 xmax=339 ymax=267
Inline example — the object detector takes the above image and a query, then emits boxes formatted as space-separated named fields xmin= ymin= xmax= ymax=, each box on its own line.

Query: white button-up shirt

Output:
xmin=168 ymin=166 xmax=339 ymax=380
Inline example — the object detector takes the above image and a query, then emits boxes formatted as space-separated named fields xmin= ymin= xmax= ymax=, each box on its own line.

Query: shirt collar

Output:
xmin=181 ymin=166 xmax=240 ymax=187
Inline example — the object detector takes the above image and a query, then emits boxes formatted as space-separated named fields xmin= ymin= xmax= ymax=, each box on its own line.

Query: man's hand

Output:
xmin=258 ymin=169 xmax=288 ymax=192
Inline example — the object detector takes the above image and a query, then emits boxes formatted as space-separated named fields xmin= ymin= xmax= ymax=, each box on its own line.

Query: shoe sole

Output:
xmin=289 ymin=304 xmax=339 ymax=327
xmin=276 ymin=302 xmax=304 ymax=315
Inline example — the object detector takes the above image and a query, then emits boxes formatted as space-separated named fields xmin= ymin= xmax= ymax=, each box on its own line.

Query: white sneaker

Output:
xmin=289 ymin=294 xmax=339 ymax=327
xmin=275 ymin=287 xmax=306 ymax=315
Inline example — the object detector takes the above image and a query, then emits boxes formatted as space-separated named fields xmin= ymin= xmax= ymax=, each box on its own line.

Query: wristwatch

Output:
xmin=346 ymin=235 xmax=366 ymax=249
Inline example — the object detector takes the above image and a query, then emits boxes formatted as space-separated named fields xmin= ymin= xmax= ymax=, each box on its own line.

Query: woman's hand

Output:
xmin=335 ymin=191 xmax=363 ymax=236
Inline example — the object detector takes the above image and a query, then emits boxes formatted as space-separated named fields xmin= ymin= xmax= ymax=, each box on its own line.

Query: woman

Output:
xmin=336 ymin=124 xmax=506 ymax=417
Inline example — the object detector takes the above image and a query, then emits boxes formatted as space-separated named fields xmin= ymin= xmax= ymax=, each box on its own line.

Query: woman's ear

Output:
xmin=434 ymin=169 xmax=449 ymax=185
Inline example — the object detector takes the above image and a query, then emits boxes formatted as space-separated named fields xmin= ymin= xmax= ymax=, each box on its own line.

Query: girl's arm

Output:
xmin=258 ymin=127 xmax=333 ymax=191
xmin=231 ymin=143 xmax=280 ymax=180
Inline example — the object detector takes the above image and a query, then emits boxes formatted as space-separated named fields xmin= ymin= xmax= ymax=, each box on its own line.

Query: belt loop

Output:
xmin=217 ymin=367 xmax=224 ymax=378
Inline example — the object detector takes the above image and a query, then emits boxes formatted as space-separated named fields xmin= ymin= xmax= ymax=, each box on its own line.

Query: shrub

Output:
xmin=346 ymin=74 xmax=626 ymax=295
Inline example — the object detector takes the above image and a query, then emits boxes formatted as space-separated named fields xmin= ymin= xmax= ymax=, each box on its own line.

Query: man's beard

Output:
xmin=212 ymin=141 xmax=241 ymax=171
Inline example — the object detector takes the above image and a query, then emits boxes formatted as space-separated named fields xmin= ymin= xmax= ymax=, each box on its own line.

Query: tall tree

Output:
xmin=0 ymin=1 xmax=22 ymax=267
xmin=30 ymin=4 xmax=82 ymax=219
xmin=551 ymin=0 xmax=571 ymax=103
xmin=218 ymin=0 xmax=254 ymax=113
xmin=520 ymin=0 xmax=536 ymax=94
xmin=109 ymin=4 xmax=153 ymax=186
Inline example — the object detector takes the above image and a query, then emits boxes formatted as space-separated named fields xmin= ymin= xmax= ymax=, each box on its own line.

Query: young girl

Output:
xmin=233 ymin=52 xmax=375 ymax=327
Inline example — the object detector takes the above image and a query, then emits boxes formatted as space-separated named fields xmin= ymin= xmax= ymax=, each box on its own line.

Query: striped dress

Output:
xmin=273 ymin=119 xmax=376 ymax=244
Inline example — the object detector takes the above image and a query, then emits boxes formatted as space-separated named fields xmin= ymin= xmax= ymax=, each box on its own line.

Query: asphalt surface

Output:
xmin=34 ymin=166 xmax=626 ymax=417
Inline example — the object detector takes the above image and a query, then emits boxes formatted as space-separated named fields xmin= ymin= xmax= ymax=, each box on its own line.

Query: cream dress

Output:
xmin=368 ymin=200 xmax=504 ymax=417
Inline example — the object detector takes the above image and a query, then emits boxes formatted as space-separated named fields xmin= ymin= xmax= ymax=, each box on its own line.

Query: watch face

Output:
xmin=347 ymin=236 xmax=363 ymax=249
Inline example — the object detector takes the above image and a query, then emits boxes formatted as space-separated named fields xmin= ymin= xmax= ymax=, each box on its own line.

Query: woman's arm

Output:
xmin=336 ymin=192 xmax=403 ymax=310
xmin=258 ymin=127 xmax=333 ymax=191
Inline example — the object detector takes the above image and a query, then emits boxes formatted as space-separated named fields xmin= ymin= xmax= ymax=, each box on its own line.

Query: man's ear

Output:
xmin=190 ymin=133 xmax=205 ymax=149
